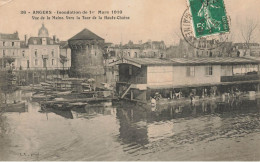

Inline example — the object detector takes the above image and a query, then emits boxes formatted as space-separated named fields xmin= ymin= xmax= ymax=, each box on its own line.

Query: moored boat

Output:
xmin=0 ymin=101 xmax=27 ymax=112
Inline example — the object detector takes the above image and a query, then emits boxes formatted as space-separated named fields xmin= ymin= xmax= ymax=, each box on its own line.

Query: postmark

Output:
xmin=180 ymin=8 xmax=230 ymax=50
xmin=187 ymin=0 xmax=230 ymax=38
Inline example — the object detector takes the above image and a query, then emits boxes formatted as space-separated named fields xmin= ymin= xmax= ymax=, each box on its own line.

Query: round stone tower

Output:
xmin=68 ymin=28 xmax=105 ymax=78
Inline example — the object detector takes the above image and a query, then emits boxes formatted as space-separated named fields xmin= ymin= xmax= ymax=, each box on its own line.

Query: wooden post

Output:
xmin=26 ymin=70 xmax=29 ymax=85
xmin=38 ymin=70 xmax=40 ymax=83
xmin=130 ymin=90 xmax=133 ymax=100
xmin=44 ymin=69 xmax=47 ymax=82
xmin=32 ymin=71 xmax=34 ymax=86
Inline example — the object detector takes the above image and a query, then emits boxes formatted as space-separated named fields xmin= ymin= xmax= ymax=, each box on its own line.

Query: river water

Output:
xmin=0 ymin=90 xmax=260 ymax=161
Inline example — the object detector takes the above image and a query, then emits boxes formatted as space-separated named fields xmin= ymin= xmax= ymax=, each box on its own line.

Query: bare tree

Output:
xmin=60 ymin=55 xmax=68 ymax=78
xmin=239 ymin=18 xmax=259 ymax=54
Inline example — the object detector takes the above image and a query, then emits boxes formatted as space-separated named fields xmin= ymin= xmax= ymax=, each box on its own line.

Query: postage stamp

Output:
xmin=187 ymin=0 xmax=230 ymax=38
xmin=180 ymin=8 xmax=229 ymax=50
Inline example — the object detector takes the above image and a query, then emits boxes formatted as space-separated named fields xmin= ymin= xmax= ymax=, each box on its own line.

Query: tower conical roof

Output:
xmin=69 ymin=28 xmax=104 ymax=41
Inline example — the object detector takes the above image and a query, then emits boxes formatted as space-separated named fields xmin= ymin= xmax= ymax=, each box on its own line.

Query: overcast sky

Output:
xmin=0 ymin=0 xmax=259 ymax=45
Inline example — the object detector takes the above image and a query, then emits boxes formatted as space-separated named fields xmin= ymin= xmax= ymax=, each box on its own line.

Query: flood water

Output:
xmin=0 ymin=90 xmax=260 ymax=161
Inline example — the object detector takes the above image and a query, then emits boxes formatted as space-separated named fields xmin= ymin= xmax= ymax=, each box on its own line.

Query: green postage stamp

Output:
xmin=187 ymin=0 xmax=230 ymax=38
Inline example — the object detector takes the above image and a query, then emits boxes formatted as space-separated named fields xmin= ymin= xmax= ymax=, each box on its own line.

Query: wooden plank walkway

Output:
xmin=41 ymin=97 xmax=115 ymax=104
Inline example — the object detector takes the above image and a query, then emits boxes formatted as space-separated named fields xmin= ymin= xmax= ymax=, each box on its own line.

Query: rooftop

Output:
xmin=115 ymin=57 xmax=260 ymax=67
xmin=0 ymin=32 xmax=19 ymax=40
xmin=28 ymin=37 xmax=60 ymax=45
xmin=170 ymin=57 xmax=260 ymax=65
xmin=69 ymin=28 xmax=104 ymax=41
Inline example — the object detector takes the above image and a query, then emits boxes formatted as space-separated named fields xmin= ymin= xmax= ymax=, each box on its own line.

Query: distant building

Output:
xmin=176 ymin=39 xmax=234 ymax=58
xmin=68 ymin=28 xmax=105 ymax=77
xmin=250 ymin=46 xmax=260 ymax=57
xmin=59 ymin=41 xmax=71 ymax=69
xmin=165 ymin=45 xmax=179 ymax=58
xmin=18 ymin=38 xmax=30 ymax=70
xmin=8 ymin=24 xmax=71 ymax=70
xmin=0 ymin=31 xmax=20 ymax=69
xmin=233 ymin=43 xmax=260 ymax=57
xmin=106 ymin=40 xmax=167 ymax=63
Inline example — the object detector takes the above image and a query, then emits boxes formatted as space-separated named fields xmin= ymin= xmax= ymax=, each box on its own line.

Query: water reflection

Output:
xmin=115 ymin=97 xmax=260 ymax=154
xmin=39 ymin=109 xmax=74 ymax=119
xmin=116 ymin=108 xmax=149 ymax=146
xmin=71 ymin=105 xmax=115 ymax=119
xmin=0 ymin=90 xmax=260 ymax=160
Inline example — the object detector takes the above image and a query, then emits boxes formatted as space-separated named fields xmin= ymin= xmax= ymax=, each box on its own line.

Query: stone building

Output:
xmin=18 ymin=39 xmax=30 ymax=70
xmin=106 ymin=40 xmax=167 ymax=62
xmin=0 ymin=32 xmax=21 ymax=69
xmin=68 ymin=28 xmax=105 ymax=77
xmin=172 ymin=39 xmax=234 ymax=58
xmin=250 ymin=46 xmax=260 ymax=57
xmin=233 ymin=43 xmax=260 ymax=57
xmin=7 ymin=24 xmax=71 ymax=70
xmin=26 ymin=23 xmax=70 ymax=70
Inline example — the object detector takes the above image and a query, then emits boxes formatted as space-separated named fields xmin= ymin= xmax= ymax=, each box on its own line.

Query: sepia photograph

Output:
xmin=0 ymin=0 xmax=260 ymax=161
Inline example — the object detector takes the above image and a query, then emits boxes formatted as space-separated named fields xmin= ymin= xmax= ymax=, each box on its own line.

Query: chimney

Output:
xmin=53 ymin=35 xmax=56 ymax=42
xmin=14 ymin=31 xmax=19 ymax=39
xmin=24 ymin=35 xmax=28 ymax=45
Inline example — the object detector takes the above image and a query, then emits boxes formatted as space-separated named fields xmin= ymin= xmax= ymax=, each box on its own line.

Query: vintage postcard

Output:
xmin=0 ymin=0 xmax=260 ymax=161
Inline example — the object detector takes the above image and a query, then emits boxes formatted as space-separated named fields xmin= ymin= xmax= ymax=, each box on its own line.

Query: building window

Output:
xmin=13 ymin=51 xmax=15 ymax=55
xmin=129 ymin=65 xmax=132 ymax=75
xmin=22 ymin=50 xmax=25 ymax=57
xmin=52 ymin=49 xmax=54 ymax=57
xmin=42 ymin=38 xmax=47 ymax=45
xmin=128 ymin=52 xmax=130 ymax=57
xmin=27 ymin=60 xmax=30 ymax=68
xmin=12 ymin=42 xmax=14 ymax=46
xmin=3 ymin=50 xmax=5 ymax=56
xmin=205 ymin=65 xmax=213 ymax=75
xmin=52 ymin=59 xmax=54 ymax=65
xmin=43 ymin=49 xmax=47 ymax=55
xmin=3 ymin=42 xmax=5 ymax=46
xmin=35 ymin=50 xmax=37 ymax=57
xmin=35 ymin=59 xmax=38 ymax=66
xmin=186 ymin=66 xmax=195 ymax=77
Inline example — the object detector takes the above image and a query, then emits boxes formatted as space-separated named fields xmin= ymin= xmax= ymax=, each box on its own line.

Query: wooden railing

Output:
xmin=221 ymin=74 xmax=260 ymax=82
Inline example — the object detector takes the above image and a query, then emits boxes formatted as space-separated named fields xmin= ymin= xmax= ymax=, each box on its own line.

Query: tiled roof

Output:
xmin=123 ymin=58 xmax=173 ymax=65
xmin=120 ymin=57 xmax=260 ymax=66
xmin=170 ymin=57 xmax=259 ymax=65
xmin=20 ymin=41 xmax=28 ymax=48
xmin=28 ymin=37 xmax=60 ymax=45
xmin=122 ymin=44 xmax=141 ymax=49
xmin=59 ymin=41 xmax=69 ymax=48
xmin=0 ymin=32 xmax=19 ymax=40
xmin=68 ymin=28 xmax=104 ymax=41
